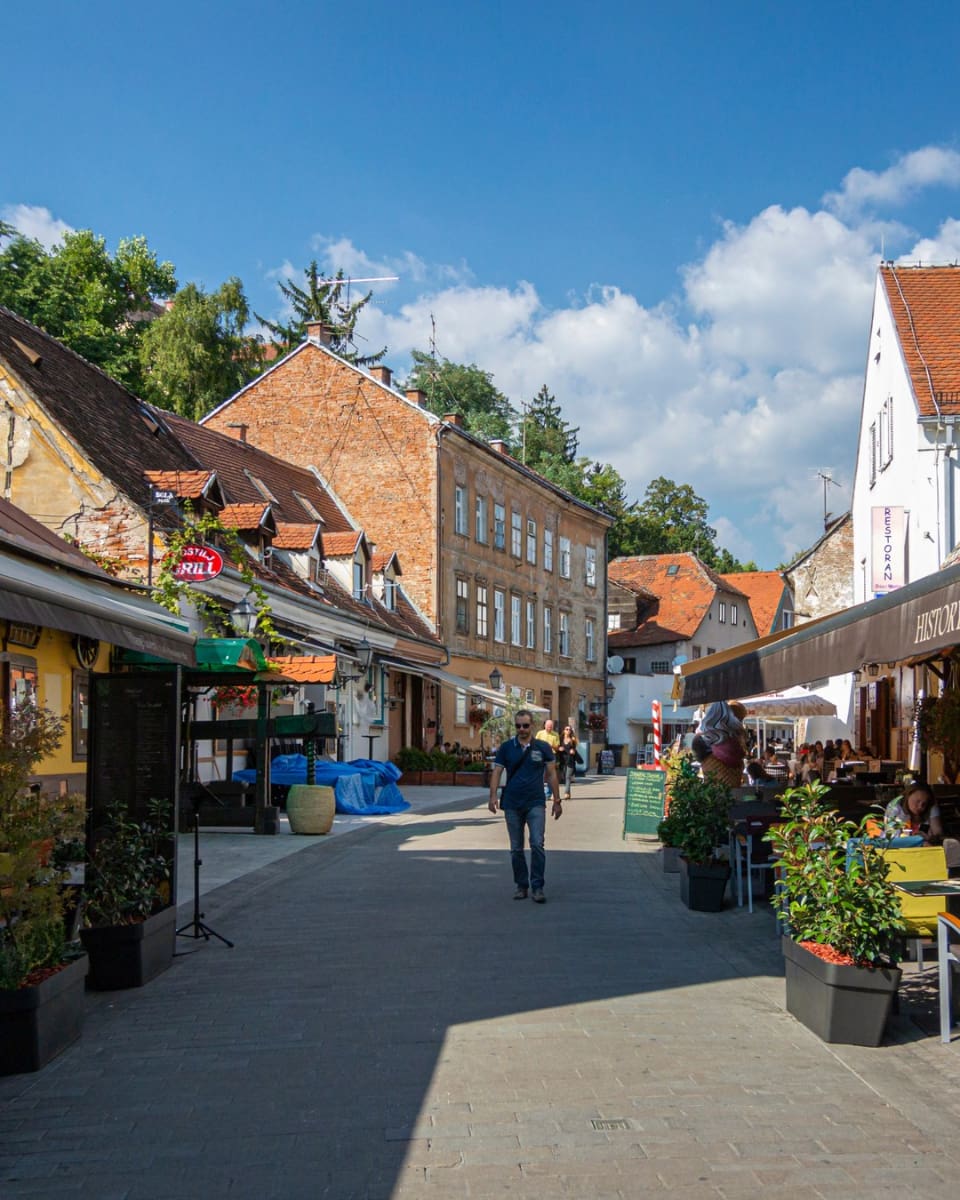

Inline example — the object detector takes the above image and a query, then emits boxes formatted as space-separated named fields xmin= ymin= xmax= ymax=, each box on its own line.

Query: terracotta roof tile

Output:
xmin=219 ymin=503 xmax=272 ymax=530
xmin=608 ymin=553 xmax=746 ymax=639
xmin=880 ymin=265 xmax=960 ymax=417
xmin=268 ymin=654 xmax=336 ymax=683
xmin=719 ymin=570 xmax=786 ymax=637
xmin=143 ymin=470 xmax=215 ymax=500
xmin=371 ymin=550 xmax=401 ymax=574
xmin=323 ymin=530 xmax=362 ymax=557
xmin=273 ymin=523 xmax=321 ymax=550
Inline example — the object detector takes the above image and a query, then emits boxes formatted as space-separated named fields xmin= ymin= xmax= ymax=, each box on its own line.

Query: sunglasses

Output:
xmin=515 ymin=722 xmax=531 ymax=729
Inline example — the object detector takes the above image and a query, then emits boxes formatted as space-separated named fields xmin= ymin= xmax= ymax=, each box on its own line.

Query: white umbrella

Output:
xmin=736 ymin=692 xmax=837 ymax=718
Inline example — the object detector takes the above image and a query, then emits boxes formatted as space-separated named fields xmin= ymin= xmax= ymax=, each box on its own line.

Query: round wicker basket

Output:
xmin=286 ymin=784 xmax=336 ymax=835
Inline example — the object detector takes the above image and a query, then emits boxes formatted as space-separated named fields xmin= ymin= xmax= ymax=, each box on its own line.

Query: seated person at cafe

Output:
xmin=884 ymin=782 xmax=960 ymax=872
xmin=745 ymin=758 xmax=772 ymax=783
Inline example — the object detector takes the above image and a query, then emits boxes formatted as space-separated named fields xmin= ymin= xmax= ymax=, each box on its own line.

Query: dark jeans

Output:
xmin=504 ymin=803 xmax=546 ymax=890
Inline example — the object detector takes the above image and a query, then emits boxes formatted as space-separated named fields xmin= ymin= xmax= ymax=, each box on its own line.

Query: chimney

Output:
xmin=370 ymin=365 xmax=392 ymax=388
xmin=305 ymin=320 xmax=333 ymax=346
xmin=443 ymin=412 xmax=464 ymax=427
xmin=226 ymin=423 xmax=248 ymax=443
xmin=406 ymin=388 xmax=427 ymax=407
xmin=490 ymin=439 xmax=510 ymax=455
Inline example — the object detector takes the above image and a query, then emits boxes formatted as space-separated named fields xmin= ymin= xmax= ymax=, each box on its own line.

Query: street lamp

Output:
xmin=488 ymin=666 xmax=503 ymax=691
xmin=230 ymin=592 xmax=259 ymax=637
xmin=605 ymin=681 xmax=616 ymax=703
xmin=356 ymin=636 xmax=374 ymax=673
xmin=336 ymin=636 xmax=375 ymax=684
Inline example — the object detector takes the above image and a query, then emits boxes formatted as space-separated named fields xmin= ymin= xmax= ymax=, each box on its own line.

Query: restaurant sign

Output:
xmin=172 ymin=544 xmax=224 ymax=582
xmin=871 ymin=505 xmax=904 ymax=597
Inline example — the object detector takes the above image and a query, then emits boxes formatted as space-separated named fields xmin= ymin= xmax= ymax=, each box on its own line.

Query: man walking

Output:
xmin=489 ymin=709 xmax=561 ymax=903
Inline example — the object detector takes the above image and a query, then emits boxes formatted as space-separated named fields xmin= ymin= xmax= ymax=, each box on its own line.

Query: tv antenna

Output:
xmin=816 ymin=470 xmax=841 ymax=527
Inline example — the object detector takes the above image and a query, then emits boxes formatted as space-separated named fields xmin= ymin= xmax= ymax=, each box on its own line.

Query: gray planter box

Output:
xmin=782 ymin=936 xmax=901 ymax=1046
xmin=679 ymin=857 xmax=730 ymax=911
xmin=0 ymin=953 xmax=88 ymax=1075
xmin=80 ymin=905 xmax=177 ymax=991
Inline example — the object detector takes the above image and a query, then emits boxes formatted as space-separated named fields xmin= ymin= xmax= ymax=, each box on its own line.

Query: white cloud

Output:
xmin=900 ymin=217 xmax=960 ymax=266
xmin=824 ymin=146 xmax=960 ymax=219
xmin=1 ymin=203 xmax=72 ymax=248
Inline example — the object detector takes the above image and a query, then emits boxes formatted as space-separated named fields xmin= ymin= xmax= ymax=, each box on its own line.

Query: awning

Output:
xmin=678 ymin=561 xmax=960 ymax=705
xmin=380 ymin=659 xmax=549 ymax=715
xmin=0 ymin=550 xmax=195 ymax=666
xmin=120 ymin=637 xmax=267 ymax=675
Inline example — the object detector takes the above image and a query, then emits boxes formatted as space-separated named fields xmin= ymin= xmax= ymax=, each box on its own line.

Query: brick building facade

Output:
xmin=203 ymin=330 xmax=612 ymax=741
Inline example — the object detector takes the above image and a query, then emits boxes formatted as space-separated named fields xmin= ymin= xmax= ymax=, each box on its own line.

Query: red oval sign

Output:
xmin=172 ymin=544 xmax=224 ymax=582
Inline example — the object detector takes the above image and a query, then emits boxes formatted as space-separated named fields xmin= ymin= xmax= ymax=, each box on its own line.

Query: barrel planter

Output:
xmin=0 ymin=953 xmax=88 ymax=1075
xmin=80 ymin=904 xmax=177 ymax=991
xmin=286 ymin=784 xmax=336 ymax=835
xmin=678 ymin=857 xmax=730 ymax=911
xmin=781 ymin=937 xmax=901 ymax=1046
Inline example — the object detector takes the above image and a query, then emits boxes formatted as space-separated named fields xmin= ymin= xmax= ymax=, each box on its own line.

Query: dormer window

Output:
xmin=245 ymin=471 xmax=278 ymax=502
xmin=384 ymin=576 xmax=397 ymax=611
xmin=353 ymin=559 xmax=364 ymax=600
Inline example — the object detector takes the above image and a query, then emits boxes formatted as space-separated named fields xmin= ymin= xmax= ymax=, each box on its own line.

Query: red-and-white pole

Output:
xmin=651 ymin=700 xmax=662 ymax=767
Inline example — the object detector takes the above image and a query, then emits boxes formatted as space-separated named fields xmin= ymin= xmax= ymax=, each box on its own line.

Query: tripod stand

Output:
xmin=176 ymin=803 xmax=234 ymax=948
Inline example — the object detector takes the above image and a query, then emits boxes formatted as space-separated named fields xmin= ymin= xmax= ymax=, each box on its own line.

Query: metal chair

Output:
xmin=937 ymin=912 xmax=960 ymax=1042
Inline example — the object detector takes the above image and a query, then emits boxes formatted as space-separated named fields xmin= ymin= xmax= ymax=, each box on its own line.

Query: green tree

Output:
xmin=256 ymin=263 xmax=386 ymax=365
xmin=138 ymin=278 xmax=259 ymax=420
xmin=519 ymin=384 xmax=579 ymax=465
xmin=0 ymin=229 xmax=176 ymax=391
xmin=402 ymin=351 xmax=516 ymax=443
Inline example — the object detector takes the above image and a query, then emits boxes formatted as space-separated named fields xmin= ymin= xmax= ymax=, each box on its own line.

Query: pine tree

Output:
xmin=256 ymin=263 xmax=386 ymax=365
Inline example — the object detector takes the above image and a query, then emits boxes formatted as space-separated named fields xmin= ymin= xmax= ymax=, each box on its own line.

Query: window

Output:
xmin=511 ymin=595 xmax=522 ymax=645
xmin=384 ymin=577 xmax=397 ymax=611
xmin=718 ymin=601 xmax=726 ymax=624
xmin=526 ymin=599 xmax=536 ymax=648
xmin=692 ymin=645 xmax=702 ymax=659
xmin=707 ymin=647 xmax=716 ymax=656
xmin=544 ymin=528 xmax=553 ymax=571
xmin=526 ymin=518 xmax=537 ymax=565
xmin=559 ymin=611 xmax=570 ymax=656
xmin=731 ymin=603 xmax=738 ymax=625
xmin=585 ymin=545 xmax=597 ymax=587
xmin=494 ymin=589 xmax=505 ymax=642
xmin=455 ymin=688 xmax=467 ymax=724
xmin=353 ymin=560 xmax=364 ymax=600
xmin=455 ymin=577 xmax=469 ymax=634
xmin=72 ymin=669 xmax=89 ymax=760
xmin=559 ymin=536 xmax=571 ymax=578
xmin=883 ymin=397 xmax=894 ymax=468
xmin=607 ymin=612 xmax=621 ymax=631
xmin=494 ymin=503 xmax=505 ymax=550
xmin=455 ymin=486 xmax=468 ymax=535
xmin=782 ymin=610 xmax=795 ymax=630
xmin=651 ymin=660 xmax=671 ymax=674
xmin=511 ymin=510 xmax=522 ymax=557
xmin=585 ymin=618 xmax=595 ymax=662
xmin=475 ymin=495 xmax=487 ymax=543
xmin=869 ymin=422 xmax=877 ymax=487
xmin=544 ymin=606 xmax=553 ymax=654
xmin=476 ymin=586 xmax=488 ymax=638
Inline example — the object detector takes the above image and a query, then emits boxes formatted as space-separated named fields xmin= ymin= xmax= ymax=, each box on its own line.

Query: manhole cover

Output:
xmin=591 ymin=1119 xmax=630 ymax=1131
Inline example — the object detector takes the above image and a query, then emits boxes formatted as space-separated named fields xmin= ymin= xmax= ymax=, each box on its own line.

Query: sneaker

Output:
xmin=531 ymin=889 xmax=545 ymax=903
xmin=513 ymin=887 xmax=528 ymax=900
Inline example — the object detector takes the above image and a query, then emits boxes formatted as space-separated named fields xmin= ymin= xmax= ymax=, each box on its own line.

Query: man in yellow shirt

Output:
xmin=535 ymin=719 xmax=560 ymax=797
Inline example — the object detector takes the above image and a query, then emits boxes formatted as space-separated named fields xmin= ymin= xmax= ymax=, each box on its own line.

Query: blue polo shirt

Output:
xmin=495 ymin=736 xmax=554 ymax=810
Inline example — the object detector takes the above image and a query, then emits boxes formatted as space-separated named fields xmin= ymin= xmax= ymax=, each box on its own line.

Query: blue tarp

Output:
xmin=233 ymin=755 xmax=410 ymax=815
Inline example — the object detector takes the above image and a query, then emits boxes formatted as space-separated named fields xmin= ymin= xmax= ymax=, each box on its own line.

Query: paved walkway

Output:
xmin=3 ymin=773 xmax=960 ymax=1198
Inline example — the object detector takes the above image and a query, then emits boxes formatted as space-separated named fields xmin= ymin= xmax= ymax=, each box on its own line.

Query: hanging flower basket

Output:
xmin=587 ymin=712 xmax=607 ymax=731
xmin=213 ymin=684 xmax=258 ymax=710
xmin=468 ymin=707 xmax=487 ymax=727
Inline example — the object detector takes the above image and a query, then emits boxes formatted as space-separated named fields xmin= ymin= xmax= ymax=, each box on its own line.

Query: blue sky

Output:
xmin=6 ymin=1 xmax=960 ymax=568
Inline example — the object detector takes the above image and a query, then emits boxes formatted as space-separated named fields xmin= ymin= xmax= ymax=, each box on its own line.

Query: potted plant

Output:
xmin=393 ymin=746 xmax=430 ymax=785
xmin=916 ymin=688 xmax=960 ymax=783
xmin=80 ymin=796 xmax=176 ymax=990
xmin=667 ymin=757 xmax=733 ymax=910
xmin=764 ymin=782 xmax=905 ymax=1046
xmin=656 ymin=748 xmax=688 ymax=873
xmin=0 ymin=704 xmax=88 ymax=1075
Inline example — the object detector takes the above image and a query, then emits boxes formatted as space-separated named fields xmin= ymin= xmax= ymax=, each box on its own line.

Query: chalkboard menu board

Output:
xmin=87 ymin=673 xmax=181 ymax=876
xmin=623 ymin=767 xmax=667 ymax=838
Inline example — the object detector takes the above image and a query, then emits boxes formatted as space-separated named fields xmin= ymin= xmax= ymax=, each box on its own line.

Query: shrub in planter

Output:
xmin=0 ymin=704 xmax=87 ymax=1074
xmin=665 ymin=757 xmax=733 ymax=909
xmin=81 ymin=796 xmax=176 ymax=990
xmin=764 ymin=782 xmax=906 ymax=1045
xmin=394 ymin=746 xmax=431 ymax=772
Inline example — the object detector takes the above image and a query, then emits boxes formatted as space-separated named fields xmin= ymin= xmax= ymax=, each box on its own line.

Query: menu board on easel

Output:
xmin=87 ymin=673 xmax=181 ymax=875
xmin=622 ymin=767 xmax=667 ymax=838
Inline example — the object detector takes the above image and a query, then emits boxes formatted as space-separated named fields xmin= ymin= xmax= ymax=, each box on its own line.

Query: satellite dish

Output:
xmin=606 ymin=655 xmax=624 ymax=674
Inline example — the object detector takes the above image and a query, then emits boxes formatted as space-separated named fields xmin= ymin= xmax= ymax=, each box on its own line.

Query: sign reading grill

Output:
xmin=591 ymin=1119 xmax=631 ymax=1131
xmin=172 ymin=544 xmax=224 ymax=582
